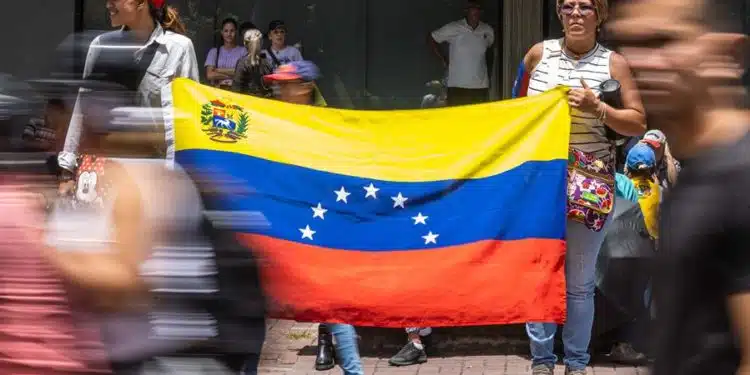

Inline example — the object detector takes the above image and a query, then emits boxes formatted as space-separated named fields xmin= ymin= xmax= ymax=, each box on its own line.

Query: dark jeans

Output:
xmin=446 ymin=87 xmax=489 ymax=106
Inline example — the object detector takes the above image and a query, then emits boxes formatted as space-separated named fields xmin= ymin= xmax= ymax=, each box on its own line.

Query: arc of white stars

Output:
xmin=363 ymin=183 xmax=380 ymax=199
xmin=412 ymin=212 xmax=428 ymax=225
xmin=311 ymin=203 xmax=327 ymax=219
xmin=299 ymin=225 xmax=316 ymax=240
xmin=422 ymin=231 xmax=439 ymax=245
xmin=334 ymin=186 xmax=351 ymax=203
xmin=391 ymin=192 xmax=408 ymax=208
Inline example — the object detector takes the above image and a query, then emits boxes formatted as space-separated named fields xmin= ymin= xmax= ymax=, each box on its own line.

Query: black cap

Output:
xmin=268 ymin=20 xmax=286 ymax=33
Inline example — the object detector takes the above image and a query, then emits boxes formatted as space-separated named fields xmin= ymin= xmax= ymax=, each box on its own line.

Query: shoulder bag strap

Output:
xmin=267 ymin=48 xmax=282 ymax=69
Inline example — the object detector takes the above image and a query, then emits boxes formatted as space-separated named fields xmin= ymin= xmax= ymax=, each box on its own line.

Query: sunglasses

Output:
xmin=559 ymin=3 xmax=596 ymax=16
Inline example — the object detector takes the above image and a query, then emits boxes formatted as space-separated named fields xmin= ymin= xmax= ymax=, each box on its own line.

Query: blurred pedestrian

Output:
xmin=0 ymin=130 xmax=109 ymax=374
xmin=609 ymin=1 xmax=750 ymax=374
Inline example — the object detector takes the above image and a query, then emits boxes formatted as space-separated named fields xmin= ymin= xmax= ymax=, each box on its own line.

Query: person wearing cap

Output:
xmin=57 ymin=0 xmax=199 ymax=187
xmin=263 ymin=20 xmax=303 ymax=71
xmin=623 ymin=142 xmax=661 ymax=239
xmin=264 ymin=60 xmax=363 ymax=375
xmin=639 ymin=129 xmax=680 ymax=190
xmin=601 ymin=142 xmax=661 ymax=366
xmin=428 ymin=0 xmax=494 ymax=106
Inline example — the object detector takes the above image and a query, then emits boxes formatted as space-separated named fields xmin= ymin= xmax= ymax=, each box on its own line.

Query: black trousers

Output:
xmin=446 ymin=87 xmax=489 ymax=106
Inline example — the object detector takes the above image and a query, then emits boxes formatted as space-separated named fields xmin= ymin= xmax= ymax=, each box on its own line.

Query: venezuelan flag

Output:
xmin=164 ymin=78 xmax=571 ymax=327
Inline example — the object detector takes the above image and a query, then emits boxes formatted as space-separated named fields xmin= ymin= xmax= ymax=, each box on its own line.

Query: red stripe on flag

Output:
xmin=239 ymin=235 xmax=566 ymax=327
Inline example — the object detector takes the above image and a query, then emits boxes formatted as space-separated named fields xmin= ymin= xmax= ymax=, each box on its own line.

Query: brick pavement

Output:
xmin=257 ymin=320 xmax=650 ymax=375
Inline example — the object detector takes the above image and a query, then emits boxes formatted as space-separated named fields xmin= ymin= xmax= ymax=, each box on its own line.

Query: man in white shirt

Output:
xmin=428 ymin=0 xmax=494 ymax=106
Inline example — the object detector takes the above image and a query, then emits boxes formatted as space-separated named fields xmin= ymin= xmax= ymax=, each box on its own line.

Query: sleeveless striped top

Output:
xmin=527 ymin=39 xmax=614 ymax=161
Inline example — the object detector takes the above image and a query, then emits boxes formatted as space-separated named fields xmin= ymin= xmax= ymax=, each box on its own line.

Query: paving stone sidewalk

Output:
xmin=258 ymin=320 xmax=650 ymax=375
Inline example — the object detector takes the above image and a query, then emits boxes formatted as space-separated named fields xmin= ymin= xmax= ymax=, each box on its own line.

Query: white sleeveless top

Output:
xmin=527 ymin=39 xmax=614 ymax=161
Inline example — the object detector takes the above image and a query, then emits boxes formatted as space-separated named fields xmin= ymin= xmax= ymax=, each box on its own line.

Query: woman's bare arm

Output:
xmin=603 ymin=52 xmax=647 ymax=136
xmin=44 ymin=167 xmax=150 ymax=294
xmin=206 ymin=66 xmax=233 ymax=81
xmin=523 ymin=42 xmax=544 ymax=74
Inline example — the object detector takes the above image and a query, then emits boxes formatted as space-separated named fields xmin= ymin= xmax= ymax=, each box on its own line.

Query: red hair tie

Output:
xmin=150 ymin=0 xmax=165 ymax=9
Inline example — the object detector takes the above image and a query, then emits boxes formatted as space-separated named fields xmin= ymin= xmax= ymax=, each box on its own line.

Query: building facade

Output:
xmin=1 ymin=0 xmax=747 ymax=109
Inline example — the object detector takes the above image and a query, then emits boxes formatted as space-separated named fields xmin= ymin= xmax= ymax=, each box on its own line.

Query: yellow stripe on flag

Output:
xmin=169 ymin=78 xmax=570 ymax=182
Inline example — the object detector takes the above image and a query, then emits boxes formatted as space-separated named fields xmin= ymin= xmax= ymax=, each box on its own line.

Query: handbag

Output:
xmin=567 ymin=148 xmax=615 ymax=231
xmin=541 ymin=39 xmax=616 ymax=232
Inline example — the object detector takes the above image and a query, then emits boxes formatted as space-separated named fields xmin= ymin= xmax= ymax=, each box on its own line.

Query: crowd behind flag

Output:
xmin=164 ymin=78 xmax=572 ymax=327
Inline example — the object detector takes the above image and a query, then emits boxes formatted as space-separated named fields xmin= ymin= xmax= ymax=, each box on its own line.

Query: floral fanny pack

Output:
xmin=567 ymin=148 xmax=615 ymax=232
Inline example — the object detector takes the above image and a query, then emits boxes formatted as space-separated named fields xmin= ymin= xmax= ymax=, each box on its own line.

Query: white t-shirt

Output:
xmin=432 ymin=19 xmax=494 ymax=89
xmin=263 ymin=45 xmax=303 ymax=69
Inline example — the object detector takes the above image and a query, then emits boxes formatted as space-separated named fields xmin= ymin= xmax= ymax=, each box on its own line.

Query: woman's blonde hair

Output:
xmin=557 ymin=0 xmax=609 ymax=26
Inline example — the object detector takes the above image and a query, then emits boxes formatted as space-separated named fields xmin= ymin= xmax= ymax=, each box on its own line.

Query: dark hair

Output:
xmin=149 ymin=3 xmax=187 ymax=34
xmin=221 ymin=17 xmax=239 ymax=30
xmin=239 ymin=21 xmax=257 ymax=35
xmin=627 ymin=167 xmax=656 ymax=179
xmin=213 ymin=18 xmax=239 ymax=67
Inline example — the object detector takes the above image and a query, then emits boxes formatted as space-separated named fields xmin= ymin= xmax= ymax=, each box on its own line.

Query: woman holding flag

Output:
xmin=514 ymin=1 xmax=646 ymax=374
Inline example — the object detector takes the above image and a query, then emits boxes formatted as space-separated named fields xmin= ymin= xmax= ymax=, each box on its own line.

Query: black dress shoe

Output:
xmin=315 ymin=325 xmax=335 ymax=371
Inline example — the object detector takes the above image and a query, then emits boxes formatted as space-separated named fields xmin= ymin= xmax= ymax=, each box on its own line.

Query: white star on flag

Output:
xmin=422 ymin=231 xmax=439 ymax=245
xmin=412 ymin=213 xmax=428 ymax=225
xmin=391 ymin=192 xmax=408 ymax=208
xmin=334 ymin=186 xmax=351 ymax=203
xmin=299 ymin=225 xmax=316 ymax=240
xmin=363 ymin=183 xmax=380 ymax=199
xmin=311 ymin=203 xmax=327 ymax=219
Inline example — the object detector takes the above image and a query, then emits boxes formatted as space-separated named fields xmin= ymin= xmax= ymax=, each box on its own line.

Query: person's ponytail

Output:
xmin=150 ymin=4 xmax=187 ymax=34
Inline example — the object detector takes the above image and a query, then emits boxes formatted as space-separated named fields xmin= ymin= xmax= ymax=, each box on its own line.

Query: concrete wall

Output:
xmin=0 ymin=1 xmax=76 ymax=79
xmin=501 ymin=0 xmax=544 ymax=99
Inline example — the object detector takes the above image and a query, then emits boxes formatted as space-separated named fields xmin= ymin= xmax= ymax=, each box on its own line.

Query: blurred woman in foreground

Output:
xmin=0 ymin=126 xmax=110 ymax=374
xmin=46 ymin=111 xmax=248 ymax=375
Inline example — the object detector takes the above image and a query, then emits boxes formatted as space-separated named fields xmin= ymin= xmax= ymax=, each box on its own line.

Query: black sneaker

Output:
xmin=388 ymin=341 xmax=427 ymax=366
